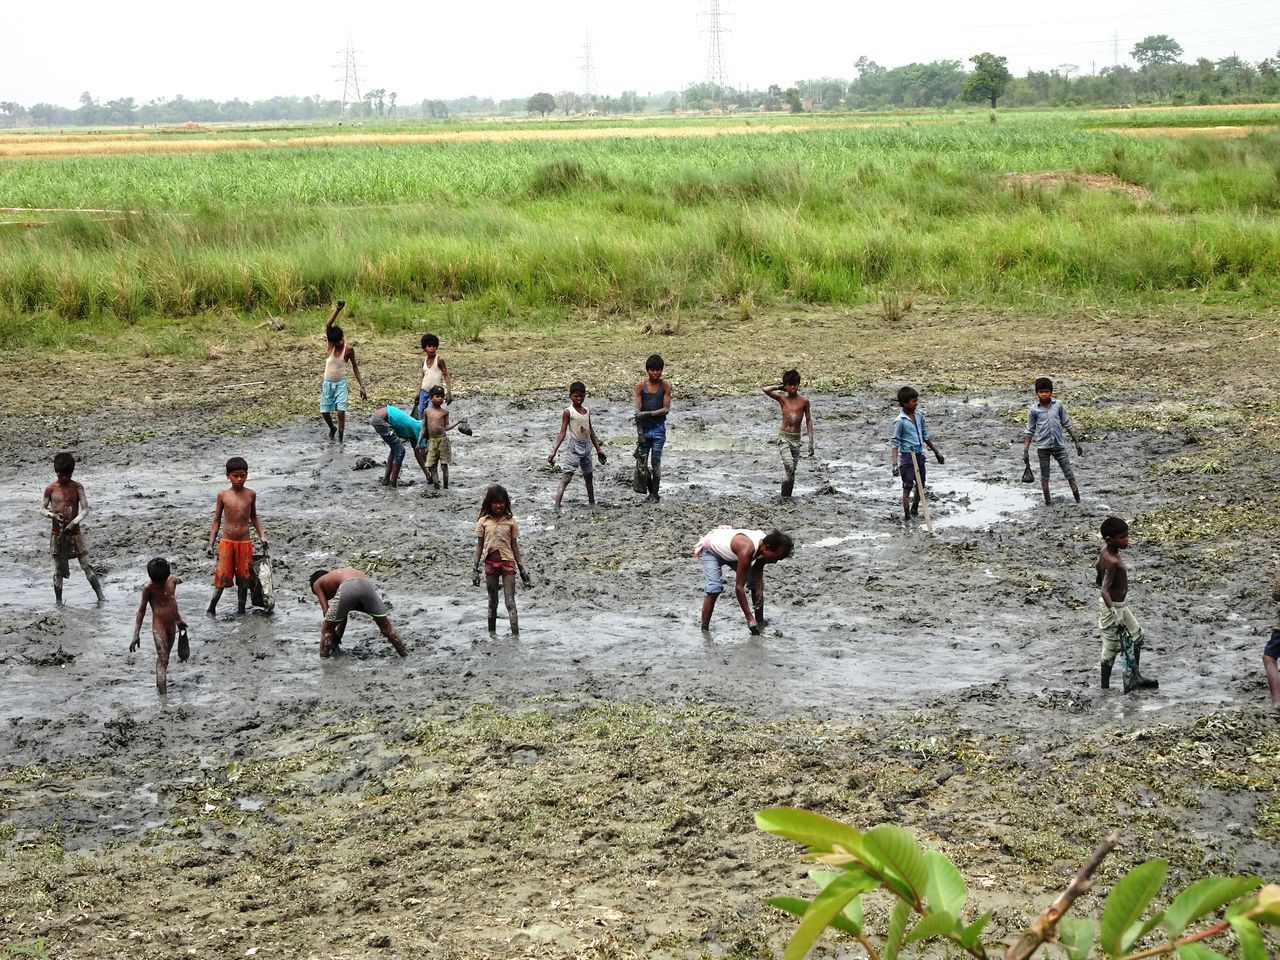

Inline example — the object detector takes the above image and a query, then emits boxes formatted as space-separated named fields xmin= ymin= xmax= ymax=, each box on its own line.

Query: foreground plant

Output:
xmin=757 ymin=808 xmax=1279 ymax=960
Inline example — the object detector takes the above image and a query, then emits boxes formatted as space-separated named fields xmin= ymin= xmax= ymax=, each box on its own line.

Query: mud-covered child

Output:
xmin=320 ymin=301 xmax=367 ymax=442
xmin=413 ymin=333 xmax=452 ymax=417
xmin=695 ymin=526 xmax=794 ymax=635
xmin=418 ymin=386 xmax=460 ymax=490
xmin=41 ymin=452 xmax=106 ymax=605
xmin=1023 ymin=377 xmax=1084 ymax=504
xmin=1264 ymin=573 xmax=1280 ymax=714
xmin=1097 ymin=516 xmax=1158 ymax=692
xmin=207 ymin=456 xmax=268 ymax=616
xmin=889 ymin=386 xmax=944 ymax=521
xmin=634 ymin=354 xmax=672 ymax=503
xmin=472 ymin=484 xmax=531 ymax=634
xmin=762 ymin=370 xmax=814 ymax=498
xmin=131 ymin=558 xmax=188 ymax=694
xmin=548 ymin=380 xmax=608 ymax=512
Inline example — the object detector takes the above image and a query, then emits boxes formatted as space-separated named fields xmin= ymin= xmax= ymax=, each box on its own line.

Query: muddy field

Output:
xmin=3 ymin=322 xmax=1280 ymax=957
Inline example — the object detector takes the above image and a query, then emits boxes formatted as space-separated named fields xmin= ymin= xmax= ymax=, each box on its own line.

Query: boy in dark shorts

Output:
xmin=634 ymin=354 xmax=672 ymax=503
xmin=1097 ymin=516 xmax=1157 ymax=692
xmin=889 ymin=386 xmax=944 ymax=522
xmin=207 ymin=456 xmax=268 ymax=616
xmin=130 ymin=557 xmax=188 ymax=694
xmin=310 ymin=567 xmax=406 ymax=659
xmin=1023 ymin=376 xmax=1084 ymax=504
xmin=762 ymin=370 xmax=814 ymax=497
xmin=40 ymin=452 xmax=106 ymax=605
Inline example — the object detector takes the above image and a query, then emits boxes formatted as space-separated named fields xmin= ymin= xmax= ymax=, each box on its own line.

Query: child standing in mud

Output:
xmin=548 ymin=381 xmax=608 ymax=513
xmin=40 ymin=452 xmax=106 ymax=605
xmin=413 ymin=333 xmax=452 ymax=416
xmin=889 ymin=386 xmax=944 ymax=522
xmin=762 ymin=370 xmax=814 ymax=498
xmin=418 ymin=386 xmax=460 ymax=491
xmin=207 ymin=457 xmax=267 ymax=617
xmin=1023 ymin=377 xmax=1084 ymax=504
xmin=695 ymin=526 xmax=794 ymax=635
xmin=1097 ymin=516 xmax=1158 ymax=693
xmin=131 ymin=558 xmax=188 ymax=694
xmin=320 ymin=301 xmax=367 ymax=442
xmin=634 ymin=354 xmax=672 ymax=503
xmin=1264 ymin=573 xmax=1280 ymax=714
xmin=472 ymin=484 xmax=531 ymax=634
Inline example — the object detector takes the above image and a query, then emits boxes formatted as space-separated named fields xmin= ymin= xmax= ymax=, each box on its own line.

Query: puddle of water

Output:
xmin=931 ymin=478 xmax=1037 ymax=530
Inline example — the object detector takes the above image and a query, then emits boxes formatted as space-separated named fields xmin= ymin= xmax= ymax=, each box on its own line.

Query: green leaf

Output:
xmin=1100 ymin=859 xmax=1168 ymax=955
xmin=841 ymin=894 xmax=864 ymax=934
xmin=1230 ymin=916 xmax=1267 ymax=960
xmin=905 ymin=910 xmax=956 ymax=942
xmin=883 ymin=899 xmax=912 ymax=960
xmin=807 ymin=867 xmax=876 ymax=934
xmin=864 ymin=825 xmax=931 ymax=906
xmin=1175 ymin=944 xmax=1228 ymax=960
xmin=1164 ymin=876 xmax=1261 ymax=937
xmin=756 ymin=807 xmax=866 ymax=856
xmin=1122 ymin=912 xmax=1164 ymax=954
xmin=923 ymin=850 xmax=968 ymax=915
xmin=1057 ymin=917 xmax=1095 ymax=960
xmin=807 ymin=869 xmax=842 ymax=892
xmin=958 ymin=910 xmax=993 ymax=950
xmin=768 ymin=897 xmax=863 ymax=937
xmin=783 ymin=871 xmax=877 ymax=960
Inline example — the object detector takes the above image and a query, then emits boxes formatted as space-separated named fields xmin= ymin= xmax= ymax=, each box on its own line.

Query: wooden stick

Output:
xmin=1005 ymin=830 xmax=1120 ymax=960
xmin=911 ymin=452 xmax=933 ymax=533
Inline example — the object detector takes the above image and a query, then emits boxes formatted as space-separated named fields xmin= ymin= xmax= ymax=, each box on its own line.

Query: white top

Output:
xmin=421 ymin=356 xmax=444 ymax=392
xmin=323 ymin=347 xmax=347 ymax=382
xmin=567 ymin=405 xmax=591 ymax=442
xmin=694 ymin=527 xmax=765 ymax=562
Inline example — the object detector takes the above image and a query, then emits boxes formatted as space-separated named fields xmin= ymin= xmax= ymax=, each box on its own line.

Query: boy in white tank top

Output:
xmin=693 ymin=526 xmax=794 ymax=634
xmin=413 ymin=333 xmax=452 ymax=416
xmin=320 ymin=301 xmax=367 ymax=442
xmin=548 ymin=381 xmax=608 ymax=513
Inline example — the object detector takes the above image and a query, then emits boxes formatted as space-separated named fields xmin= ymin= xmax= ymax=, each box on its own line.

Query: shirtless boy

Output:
xmin=320 ymin=301 xmax=368 ymax=442
xmin=310 ymin=567 xmax=406 ymax=659
xmin=413 ymin=333 xmax=452 ymax=416
xmin=1097 ymin=516 xmax=1157 ymax=692
xmin=130 ymin=558 xmax=188 ymax=694
xmin=207 ymin=456 xmax=268 ymax=616
xmin=762 ymin=370 xmax=815 ymax=497
xmin=548 ymin=380 xmax=608 ymax=512
xmin=418 ymin=386 xmax=460 ymax=490
xmin=634 ymin=354 xmax=672 ymax=503
xmin=41 ymin=452 xmax=105 ymax=605
xmin=694 ymin=526 xmax=794 ymax=635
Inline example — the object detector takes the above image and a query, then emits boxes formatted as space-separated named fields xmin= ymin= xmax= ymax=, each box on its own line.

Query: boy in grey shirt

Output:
xmin=1023 ymin=377 xmax=1083 ymax=504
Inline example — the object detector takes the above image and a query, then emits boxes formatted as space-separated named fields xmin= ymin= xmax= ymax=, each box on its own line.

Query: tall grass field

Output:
xmin=0 ymin=110 xmax=1277 ymax=349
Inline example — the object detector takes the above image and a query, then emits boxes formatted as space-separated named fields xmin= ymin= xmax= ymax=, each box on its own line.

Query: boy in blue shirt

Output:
xmin=369 ymin=405 xmax=431 ymax=488
xmin=889 ymin=386 xmax=944 ymax=521
xmin=1023 ymin=377 xmax=1084 ymax=504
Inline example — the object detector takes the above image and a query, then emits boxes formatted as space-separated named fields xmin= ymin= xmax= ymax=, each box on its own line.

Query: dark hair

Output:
xmin=645 ymin=354 xmax=665 ymax=371
xmin=782 ymin=369 xmax=801 ymax=387
xmin=897 ymin=386 xmax=919 ymax=406
xmin=429 ymin=385 xmax=446 ymax=398
xmin=421 ymin=333 xmax=440 ymax=349
xmin=147 ymin=557 xmax=171 ymax=584
xmin=762 ymin=530 xmax=794 ymax=559
xmin=53 ymin=452 xmax=75 ymax=475
xmin=1034 ymin=377 xmax=1054 ymax=392
xmin=225 ymin=457 xmax=248 ymax=474
xmin=1100 ymin=516 xmax=1129 ymax=540
xmin=479 ymin=484 xmax=513 ymax=520
xmin=327 ymin=325 xmax=344 ymax=345
xmin=569 ymin=381 xmax=586 ymax=395
xmin=309 ymin=570 xmax=328 ymax=589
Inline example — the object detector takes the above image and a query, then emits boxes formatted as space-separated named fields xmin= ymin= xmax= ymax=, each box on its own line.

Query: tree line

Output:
xmin=0 ymin=36 xmax=1276 ymax=128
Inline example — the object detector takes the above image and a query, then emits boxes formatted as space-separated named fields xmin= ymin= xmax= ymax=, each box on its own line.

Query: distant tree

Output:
xmin=526 ymin=92 xmax=555 ymax=117
xmin=962 ymin=52 xmax=1012 ymax=108
xmin=1131 ymin=35 xmax=1183 ymax=68
xmin=784 ymin=87 xmax=802 ymax=112
xmin=388 ymin=91 xmax=397 ymax=117
xmin=555 ymin=90 xmax=581 ymax=115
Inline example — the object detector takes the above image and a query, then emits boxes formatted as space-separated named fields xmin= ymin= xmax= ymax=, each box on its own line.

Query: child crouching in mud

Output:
xmin=472 ymin=484 xmax=531 ymax=635
xmin=1097 ymin=516 xmax=1158 ymax=693
xmin=695 ymin=526 xmax=794 ymax=635
xmin=131 ymin=558 xmax=188 ymax=694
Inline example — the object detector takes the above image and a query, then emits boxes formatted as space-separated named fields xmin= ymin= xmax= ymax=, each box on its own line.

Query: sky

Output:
xmin=5 ymin=0 xmax=1279 ymax=106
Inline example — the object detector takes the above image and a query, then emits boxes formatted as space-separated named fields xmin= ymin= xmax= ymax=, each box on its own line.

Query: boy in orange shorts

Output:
xmin=207 ymin=456 xmax=267 ymax=616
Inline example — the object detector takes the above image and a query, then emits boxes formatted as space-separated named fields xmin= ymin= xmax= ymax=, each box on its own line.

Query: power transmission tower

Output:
xmin=1113 ymin=31 xmax=1120 ymax=67
xmin=581 ymin=32 xmax=597 ymax=98
xmin=700 ymin=0 xmax=732 ymax=90
xmin=335 ymin=34 xmax=364 ymax=118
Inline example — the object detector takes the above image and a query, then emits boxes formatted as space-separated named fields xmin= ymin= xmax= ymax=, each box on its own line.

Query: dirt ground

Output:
xmin=2 ymin=305 xmax=1280 ymax=958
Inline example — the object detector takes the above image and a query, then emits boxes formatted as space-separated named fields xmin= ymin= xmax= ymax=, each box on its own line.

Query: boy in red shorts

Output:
xmin=207 ymin=456 xmax=267 ymax=616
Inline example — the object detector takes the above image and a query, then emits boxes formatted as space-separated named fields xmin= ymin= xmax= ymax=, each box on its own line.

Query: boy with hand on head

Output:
xmin=1097 ymin=516 xmax=1158 ymax=693
xmin=131 ymin=558 xmax=188 ymax=694
xmin=634 ymin=354 xmax=672 ymax=503
xmin=890 ymin=386 xmax=944 ymax=521
xmin=207 ymin=456 xmax=267 ymax=616
xmin=413 ymin=333 xmax=452 ymax=416
xmin=1023 ymin=376 xmax=1084 ymax=504
xmin=320 ymin=300 xmax=367 ymax=442
xmin=694 ymin=526 xmax=794 ymax=635
xmin=548 ymin=381 xmax=607 ymax=513
xmin=41 ymin=452 xmax=106 ymax=605
xmin=418 ymin=386 xmax=460 ymax=491
xmin=762 ymin=369 xmax=814 ymax=498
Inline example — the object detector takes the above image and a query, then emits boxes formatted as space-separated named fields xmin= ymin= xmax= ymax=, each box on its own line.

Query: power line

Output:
xmin=334 ymin=33 xmax=363 ymax=118
xmin=700 ymin=0 xmax=732 ymax=89
xmin=960 ymin=0 xmax=1274 ymax=30
xmin=580 ymin=32 xmax=596 ymax=97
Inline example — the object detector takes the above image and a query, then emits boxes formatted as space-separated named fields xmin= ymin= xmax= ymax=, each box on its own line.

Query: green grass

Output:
xmin=0 ymin=116 xmax=1278 ymax=344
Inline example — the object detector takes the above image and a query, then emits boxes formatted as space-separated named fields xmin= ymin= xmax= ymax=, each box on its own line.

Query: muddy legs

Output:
xmin=1100 ymin=661 xmax=1112 ymax=689
xmin=323 ymin=412 xmax=337 ymax=440
xmin=1264 ymin=654 xmax=1280 ymax=711
xmin=485 ymin=575 xmax=519 ymax=634
xmin=377 ymin=618 xmax=407 ymax=657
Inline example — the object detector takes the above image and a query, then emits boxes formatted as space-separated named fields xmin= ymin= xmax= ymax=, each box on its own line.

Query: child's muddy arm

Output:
xmin=590 ymin=423 xmax=607 ymax=461
xmin=440 ymin=359 xmax=452 ymax=404
xmin=66 ymin=486 xmax=89 ymax=529
xmin=208 ymin=495 xmax=224 ymax=555
xmin=250 ymin=495 xmax=267 ymax=548
xmin=1063 ymin=408 xmax=1083 ymax=452
xmin=511 ymin=532 xmax=530 ymax=584
xmin=927 ymin=437 xmax=944 ymax=463
xmin=418 ymin=416 xmax=430 ymax=449
xmin=804 ymin=400 xmax=815 ymax=454
xmin=349 ymin=349 xmax=367 ymax=400
xmin=411 ymin=445 xmax=431 ymax=480
xmin=1099 ymin=565 xmax=1117 ymax=611
xmin=548 ymin=411 xmax=570 ymax=462
xmin=762 ymin=384 xmax=783 ymax=401
xmin=40 ymin=488 xmax=57 ymax=522
xmin=472 ymin=536 xmax=484 ymax=585
xmin=750 ymin=561 xmax=766 ymax=624
xmin=325 ymin=301 xmax=344 ymax=331
xmin=733 ymin=551 xmax=758 ymax=632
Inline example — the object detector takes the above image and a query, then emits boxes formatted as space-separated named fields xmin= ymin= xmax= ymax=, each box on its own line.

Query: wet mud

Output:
xmin=2 ymin=388 xmax=1278 ymax=958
